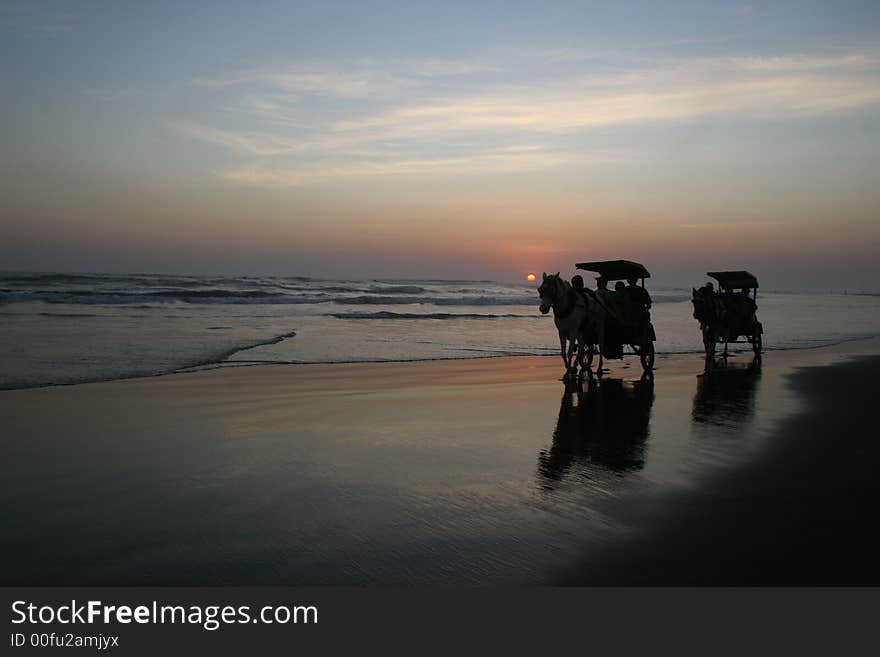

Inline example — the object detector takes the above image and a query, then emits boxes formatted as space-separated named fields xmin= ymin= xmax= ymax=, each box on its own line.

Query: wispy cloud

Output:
xmin=175 ymin=48 xmax=880 ymax=186
xmin=193 ymin=68 xmax=414 ymax=98
xmin=679 ymin=220 xmax=789 ymax=230
xmin=170 ymin=122 xmax=306 ymax=156
xmin=190 ymin=56 xmax=500 ymax=99
xmin=223 ymin=147 xmax=564 ymax=187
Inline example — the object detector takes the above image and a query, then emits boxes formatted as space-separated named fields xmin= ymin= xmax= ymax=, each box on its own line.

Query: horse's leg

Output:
xmin=575 ymin=337 xmax=586 ymax=378
xmin=566 ymin=335 xmax=576 ymax=377
xmin=596 ymin=318 xmax=605 ymax=374
xmin=559 ymin=334 xmax=569 ymax=378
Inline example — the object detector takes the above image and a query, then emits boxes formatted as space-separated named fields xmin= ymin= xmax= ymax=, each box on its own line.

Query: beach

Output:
xmin=3 ymin=339 xmax=879 ymax=585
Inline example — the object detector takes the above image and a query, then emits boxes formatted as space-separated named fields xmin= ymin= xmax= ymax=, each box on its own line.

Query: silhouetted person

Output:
xmin=625 ymin=276 xmax=652 ymax=328
xmin=614 ymin=281 xmax=626 ymax=293
xmin=719 ymin=287 xmax=756 ymax=332
xmin=694 ymin=281 xmax=717 ymax=328
xmin=596 ymin=277 xmax=607 ymax=291
xmin=571 ymin=274 xmax=592 ymax=306
xmin=700 ymin=282 xmax=716 ymax=312
xmin=625 ymin=276 xmax=651 ymax=310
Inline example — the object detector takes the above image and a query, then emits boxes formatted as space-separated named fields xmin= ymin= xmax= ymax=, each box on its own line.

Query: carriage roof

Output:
xmin=575 ymin=260 xmax=651 ymax=280
xmin=707 ymin=271 xmax=759 ymax=290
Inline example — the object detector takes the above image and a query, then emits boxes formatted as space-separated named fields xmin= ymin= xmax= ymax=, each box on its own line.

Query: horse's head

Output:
xmin=537 ymin=272 xmax=561 ymax=315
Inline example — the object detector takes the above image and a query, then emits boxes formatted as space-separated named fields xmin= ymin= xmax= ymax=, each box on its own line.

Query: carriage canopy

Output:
xmin=707 ymin=271 xmax=759 ymax=290
xmin=575 ymin=260 xmax=651 ymax=281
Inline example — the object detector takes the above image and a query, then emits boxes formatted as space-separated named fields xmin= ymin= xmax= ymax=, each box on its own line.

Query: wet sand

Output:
xmin=2 ymin=342 xmax=879 ymax=584
xmin=559 ymin=353 xmax=880 ymax=585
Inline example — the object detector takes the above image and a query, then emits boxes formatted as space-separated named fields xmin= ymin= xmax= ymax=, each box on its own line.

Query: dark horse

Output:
xmin=692 ymin=285 xmax=721 ymax=359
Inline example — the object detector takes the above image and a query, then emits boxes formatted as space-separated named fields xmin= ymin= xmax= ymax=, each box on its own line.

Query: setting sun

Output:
xmin=526 ymin=273 xmax=536 ymax=282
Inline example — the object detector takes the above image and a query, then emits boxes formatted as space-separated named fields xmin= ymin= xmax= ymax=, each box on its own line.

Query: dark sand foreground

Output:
xmin=558 ymin=354 xmax=880 ymax=584
xmin=2 ymin=341 xmax=880 ymax=585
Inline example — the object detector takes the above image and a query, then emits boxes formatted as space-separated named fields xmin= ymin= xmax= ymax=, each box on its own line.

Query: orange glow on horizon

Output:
xmin=526 ymin=273 xmax=536 ymax=282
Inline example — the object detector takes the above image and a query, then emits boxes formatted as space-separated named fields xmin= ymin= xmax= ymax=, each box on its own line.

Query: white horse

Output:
xmin=538 ymin=272 xmax=606 ymax=378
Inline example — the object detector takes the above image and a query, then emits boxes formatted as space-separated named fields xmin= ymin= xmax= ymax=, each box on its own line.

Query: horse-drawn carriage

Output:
xmin=536 ymin=260 xmax=656 ymax=378
xmin=576 ymin=260 xmax=656 ymax=372
xmin=691 ymin=271 xmax=763 ymax=359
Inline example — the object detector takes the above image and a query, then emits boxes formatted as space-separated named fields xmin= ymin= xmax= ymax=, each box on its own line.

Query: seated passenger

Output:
xmin=625 ymin=276 xmax=652 ymax=328
xmin=571 ymin=274 xmax=590 ymax=302
xmin=625 ymin=276 xmax=652 ymax=310
xmin=594 ymin=278 xmax=630 ymax=327
xmin=720 ymin=287 xmax=756 ymax=332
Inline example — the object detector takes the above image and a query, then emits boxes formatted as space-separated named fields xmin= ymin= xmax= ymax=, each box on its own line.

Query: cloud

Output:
xmin=175 ymin=48 xmax=880 ymax=186
xmin=170 ymin=121 xmax=305 ymax=156
xmin=222 ymin=147 xmax=565 ymax=187
xmin=679 ymin=221 xmax=789 ymax=230
xmin=190 ymin=56 xmax=499 ymax=99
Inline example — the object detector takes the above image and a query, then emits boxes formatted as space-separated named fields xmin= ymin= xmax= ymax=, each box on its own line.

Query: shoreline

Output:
xmin=2 ymin=339 xmax=879 ymax=584
xmin=3 ymin=333 xmax=877 ymax=393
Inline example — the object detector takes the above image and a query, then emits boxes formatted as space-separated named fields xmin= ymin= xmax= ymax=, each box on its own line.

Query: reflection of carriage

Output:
xmin=539 ymin=375 xmax=654 ymax=487
xmin=692 ymin=358 xmax=761 ymax=426
xmin=575 ymin=260 xmax=656 ymax=372
xmin=692 ymin=271 xmax=763 ymax=359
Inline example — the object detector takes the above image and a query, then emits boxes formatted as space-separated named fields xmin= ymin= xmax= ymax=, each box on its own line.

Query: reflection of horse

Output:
xmin=538 ymin=375 xmax=654 ymax=487
xmin=538 ymin=272 xmax=606 ymax=378
xmin=692 ymin=357 xmax=762 ymax=426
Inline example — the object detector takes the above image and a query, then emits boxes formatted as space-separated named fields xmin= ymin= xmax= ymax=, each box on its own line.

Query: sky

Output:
xmin=1 ymin=0 xmax=879 ymax=290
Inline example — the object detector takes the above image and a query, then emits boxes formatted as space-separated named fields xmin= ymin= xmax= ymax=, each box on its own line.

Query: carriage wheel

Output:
xmin=640 ymin=341 xmax=655 ymax=371
xmin=751 ymin=332 xmax=762 ymax=356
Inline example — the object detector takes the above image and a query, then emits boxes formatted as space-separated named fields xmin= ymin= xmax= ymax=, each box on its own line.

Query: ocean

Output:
xmin=2 ymin=271 xmax=880 ymax=390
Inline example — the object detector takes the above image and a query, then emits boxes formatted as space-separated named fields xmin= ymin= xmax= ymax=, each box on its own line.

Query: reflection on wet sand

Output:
xmin=539 ymin=375 xmax=654 ymax=488
xmin=693 ymin=356 xmax=762 ymax=426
